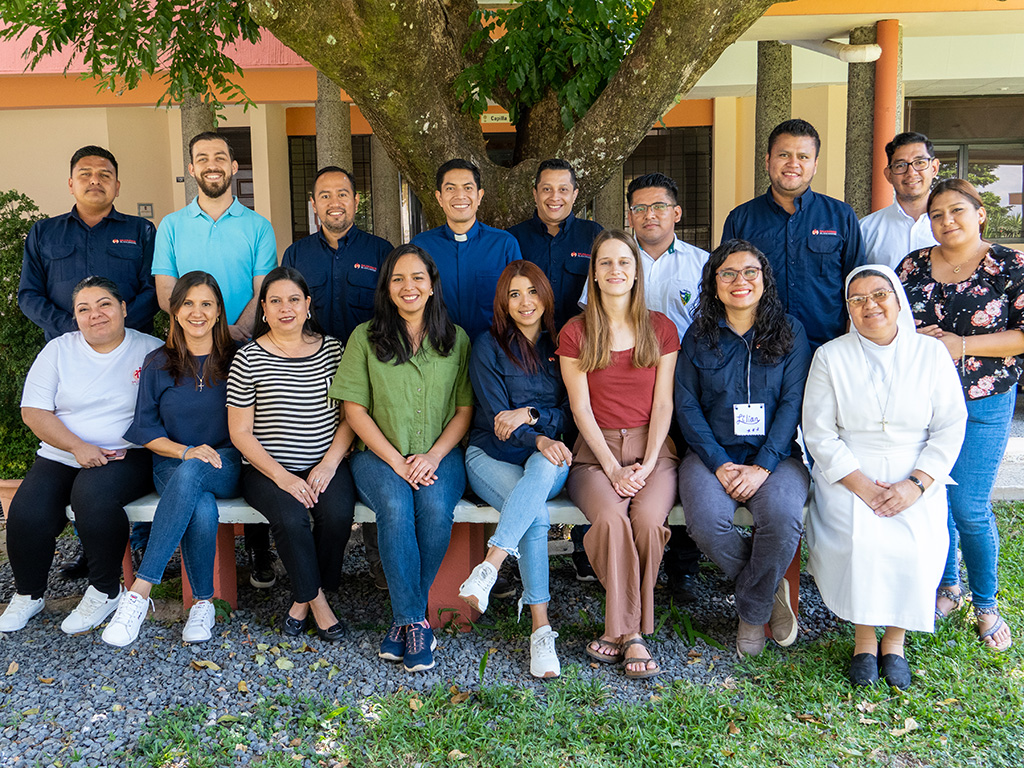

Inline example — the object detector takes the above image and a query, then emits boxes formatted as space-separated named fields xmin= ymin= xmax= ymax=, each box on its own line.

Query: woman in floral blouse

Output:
xmin=898 ymin=178 xmax=1023 ymax=652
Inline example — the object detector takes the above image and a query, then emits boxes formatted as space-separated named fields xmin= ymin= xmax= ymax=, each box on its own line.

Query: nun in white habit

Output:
xmin=803 ymin=263 xmax=967 ymax=688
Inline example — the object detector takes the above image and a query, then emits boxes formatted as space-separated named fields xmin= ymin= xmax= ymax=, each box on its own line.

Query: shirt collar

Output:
xmin=187 ymin=196 xmax=243 ymax=220
xmin=635 ymin=233 xmax=680 ymax=262
xmin=764 ymin=186 xmax=815 ymax=214
xmin=444 ymin=220 xmax=480 ymax=243
xmin=70 ymin=205 xmax=125 ymax=225
xmin=318 ymin=225 xmax=360 ymax=250
xmin=530 ymin=211 xmax=575 ymax=236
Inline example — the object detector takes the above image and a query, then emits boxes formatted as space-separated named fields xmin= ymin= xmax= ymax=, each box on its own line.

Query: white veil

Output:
xmin=844 ymin=263 xmax=917 ymax=341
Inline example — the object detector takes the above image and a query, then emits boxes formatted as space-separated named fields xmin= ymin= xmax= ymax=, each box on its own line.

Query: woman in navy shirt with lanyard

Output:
xmin=104 ymin=271 xmax=239 ymax=647
xmin=457 ymin=261 xmax=573 ymax=679
xmin=675 ymin=240 xmax=811 ymax=658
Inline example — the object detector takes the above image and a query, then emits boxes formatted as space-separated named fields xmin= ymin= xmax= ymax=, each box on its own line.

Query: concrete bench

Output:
xmin=104 ymin=493 xmax=802 ymax=633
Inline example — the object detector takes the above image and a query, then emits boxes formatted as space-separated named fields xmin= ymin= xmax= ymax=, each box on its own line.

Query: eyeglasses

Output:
xmin=716 ymin=267 xmax=762 ymax=283
xmin=628 ymin=202 xmax=675 ymax=215
xmin=846 ymin=289 xmax=895 ymax=307
xmin=889 ymin=157 xmax=934 ymax=175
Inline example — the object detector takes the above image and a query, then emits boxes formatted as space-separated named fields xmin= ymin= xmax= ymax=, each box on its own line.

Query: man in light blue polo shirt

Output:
xmin=153 ymin=132 xmax=278 ymax=341
xmin=150 ymin=131 xmax=278 ymax=586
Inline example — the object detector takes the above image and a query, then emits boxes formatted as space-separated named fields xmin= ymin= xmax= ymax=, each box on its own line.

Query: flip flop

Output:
xmin=977 ymin=611 xmax=1013 ymax=653
xmin=585 ymin=637 xmax=623 ymax=664
xmin=621 ymin=637 xmax=662 ymax=679
xmin=934 ymin=587 xmax=963 ymax=620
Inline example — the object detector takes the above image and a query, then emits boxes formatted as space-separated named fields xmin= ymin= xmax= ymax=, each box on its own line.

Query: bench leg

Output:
xmin=427 ymin=522 xmax=486 ymax=631
xmin=764 ymin=534 xmax=802 ymax=640
xmin=181 ymin=524 xmax=239 ymax=612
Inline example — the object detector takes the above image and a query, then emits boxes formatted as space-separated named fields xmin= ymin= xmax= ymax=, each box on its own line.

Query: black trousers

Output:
xmin=240 ymin=463 xmax=355 ymax=603
xmin=7 ymin=451 xmax=154 ymax=599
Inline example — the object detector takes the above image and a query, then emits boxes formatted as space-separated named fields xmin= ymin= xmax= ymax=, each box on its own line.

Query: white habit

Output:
xmin=802 ymin=265 xmax=967 ymax=632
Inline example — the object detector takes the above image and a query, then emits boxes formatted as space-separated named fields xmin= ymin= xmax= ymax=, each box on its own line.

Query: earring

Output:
xmin=307 ymin=311 xmax=312 ymax=319
xmin=261 ymin=314 xmax=266 ymax=322
xmin=430 ymin=291 xmax=434 ymax=296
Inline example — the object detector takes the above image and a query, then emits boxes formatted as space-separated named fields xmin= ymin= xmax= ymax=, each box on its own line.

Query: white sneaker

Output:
xmin=459 ymin=561 xmax=498 ymax=614
xmin=101 ymin=590 xmax=152 ymax=646
xmin=530 ymin=625 xmax=561 ymax=679
xmin=62 ymin=585 xmax=123 ymax=635
xmin=0 ymin=594 xmax=45 ymax=632
xmin=182 ymin=600 xmax=216 ymax=643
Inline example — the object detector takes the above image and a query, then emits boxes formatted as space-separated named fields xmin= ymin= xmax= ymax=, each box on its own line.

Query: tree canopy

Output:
xmin=2 ymin=0 xmax=786 ymax=227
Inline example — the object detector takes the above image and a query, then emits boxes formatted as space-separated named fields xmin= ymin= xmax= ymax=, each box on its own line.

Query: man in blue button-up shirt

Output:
xmin=281 ymin=167 xmax=392 ymax=342
xmin=412 ymin=159 xmax=521 ymax=341
xmin=508 ymin=159 xmax=602 ymax=329
xmin=19 ymin=145 xmax=157 ymax=341
xmin=722 ymin=119 xmax=865 ymax=349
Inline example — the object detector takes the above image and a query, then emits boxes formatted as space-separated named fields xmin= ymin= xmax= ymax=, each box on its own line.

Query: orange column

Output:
xmin=871 ymin=19 xmax=901 ymax=213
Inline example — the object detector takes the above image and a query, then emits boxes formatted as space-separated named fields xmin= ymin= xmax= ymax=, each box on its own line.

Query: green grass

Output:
xmin=123 ymin=502 xmax=1024 ymax=767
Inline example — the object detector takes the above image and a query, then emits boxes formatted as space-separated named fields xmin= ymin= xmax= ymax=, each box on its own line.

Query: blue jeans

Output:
xmin=350 ymin=448 xmax=466 ymax=625
xmin=136 ymin=449 xmax=242 ymax=600
xmin=464 ymin=446 xmax=569 ymax=606
xmin=942 ymin=387 xmax=1014 ymax=612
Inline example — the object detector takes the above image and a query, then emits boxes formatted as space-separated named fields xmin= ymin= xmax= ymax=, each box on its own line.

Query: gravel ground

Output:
xmin=0 ymin=524 xmax=841 ymax=766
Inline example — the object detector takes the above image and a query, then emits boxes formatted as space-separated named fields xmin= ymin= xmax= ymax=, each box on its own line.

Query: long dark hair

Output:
xmin=251 ymin=266 xmax=324 ymax=341
xmin=163 ymin=271 xmax=235 ymax=387
xmin=490 ymin=261 xmax=557 ymax=374
xmin=693 ymin=239 xmax=793 ymax=363
xmin=368 ymin=244 xmax=456 ymax=365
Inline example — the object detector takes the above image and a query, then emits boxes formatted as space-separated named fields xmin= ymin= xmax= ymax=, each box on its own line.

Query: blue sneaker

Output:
xmin=379 ymin=622 xmax=406 ymax=662
xmin=404 ymin=624 xmax=437 ymax=673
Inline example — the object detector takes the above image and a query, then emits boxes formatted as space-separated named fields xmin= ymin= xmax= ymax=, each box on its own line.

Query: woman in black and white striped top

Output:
xmin=228 ymin=267 xmax=355 ymax=642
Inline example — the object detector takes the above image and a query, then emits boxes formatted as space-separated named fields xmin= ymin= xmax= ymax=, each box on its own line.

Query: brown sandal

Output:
xmin=585 ymin=637 xmax=623 ymax=664
xmin=621 ymin=637 xmax=662 ymax=679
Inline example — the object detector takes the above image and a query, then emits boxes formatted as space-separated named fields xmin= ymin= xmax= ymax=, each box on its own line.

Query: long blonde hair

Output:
xmin=573 ymin=229 xmax=660 ymax=371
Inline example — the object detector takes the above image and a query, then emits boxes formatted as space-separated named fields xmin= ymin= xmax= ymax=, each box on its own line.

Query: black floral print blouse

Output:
xmin=899 ymin=244 xmax=1024 ymax=400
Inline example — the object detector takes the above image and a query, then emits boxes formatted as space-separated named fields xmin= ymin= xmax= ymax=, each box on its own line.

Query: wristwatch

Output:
xmin=908 ymin=474 xmax=926 ymax=495
xmin=527 ymin=407 xmax=540 ymax=426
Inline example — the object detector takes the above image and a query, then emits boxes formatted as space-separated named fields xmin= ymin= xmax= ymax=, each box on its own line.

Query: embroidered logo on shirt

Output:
xmin=132 ymin=367 xmax=142 ymax=384
xmin=353 ymin=263 xmax=378 ymax=272
xmin=111 ymin=239 xmax=138 ymax=245
xmin=679 ymin=289 xmax=692 ymax=306
xmin=811 ymin=229 xmax=838 ymax=236
xmin=569 ymin=252 xmax=590 ymax=259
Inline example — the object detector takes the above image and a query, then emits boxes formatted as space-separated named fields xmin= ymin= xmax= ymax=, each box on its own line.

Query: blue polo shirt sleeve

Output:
xmin=752 ymin=319 xmax=811 ymax=472
xmin=124 ymin=220 xmax=158 ymax=334
xmin=674 ymin=330 xmax=733 ymax=472
xmin=19 ymin=222 xmax=76 ymax=338
xmin=253 ymin=218 xmax=278 ymax=276
xmin=152 ymin=217 xmax=178 ymax=277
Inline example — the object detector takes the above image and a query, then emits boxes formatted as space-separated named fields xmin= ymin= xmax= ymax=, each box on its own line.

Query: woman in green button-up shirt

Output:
xmin=331 ymin=244 xmax=473 ymax=674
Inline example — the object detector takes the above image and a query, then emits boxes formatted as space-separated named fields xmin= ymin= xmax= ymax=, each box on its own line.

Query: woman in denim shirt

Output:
xmin=458 ymin=261 xmax=573 ymax=679
xmin=675 ymin=239 xmax=811 ymax=659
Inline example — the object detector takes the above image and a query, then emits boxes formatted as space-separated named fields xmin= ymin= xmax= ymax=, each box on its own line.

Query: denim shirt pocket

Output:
xmin=347 ymin=267 xmax=379 ymax=310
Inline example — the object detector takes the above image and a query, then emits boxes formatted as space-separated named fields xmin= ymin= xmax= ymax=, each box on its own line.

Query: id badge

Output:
xmin=733 ymin=403 xmax=765 ymax=436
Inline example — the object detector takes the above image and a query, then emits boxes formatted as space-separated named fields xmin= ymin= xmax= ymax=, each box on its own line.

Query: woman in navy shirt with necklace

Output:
xmin=104 ymin=271 xmax=240 ymax=647
xmin=675 ymin=240 xmax=811 ymax=658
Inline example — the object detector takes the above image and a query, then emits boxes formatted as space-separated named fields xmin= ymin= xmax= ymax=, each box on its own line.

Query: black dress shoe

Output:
xmin=850 ymin=652 xmax=880 ymax=686
xmin=282 ymin=615 xmax=307 ymax=637
xmin=880 ymin=653 xmax=912 ymax=689
xmin=317 ymin=620 xmax=347 ymax=642
xmin=59 ymin=551 xmax=88 ymax=580
xmin=671 ymin=573 xmax=699 ymax=604
xmin=572 ymin=552 xmax=599 ymax=583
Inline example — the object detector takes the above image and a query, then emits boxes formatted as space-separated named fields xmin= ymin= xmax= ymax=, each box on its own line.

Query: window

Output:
xmin=287 ymin=136 xmax=374 ymax=244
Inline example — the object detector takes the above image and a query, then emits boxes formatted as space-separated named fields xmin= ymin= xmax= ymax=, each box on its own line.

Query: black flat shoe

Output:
xmin=880 ymin=653 xmax=912 ymax=689
xmin=671 ymin=573 xmax=699 ymax=604
xmin=317 ymin=620 xmax=347 ymax=642
xmin=282 ymin=615 xmax=307 ymax=637
xmin=849 ymin=652 xmax=879 ymax=686
xmin=59 ymin=551 xmax=89 ymax=580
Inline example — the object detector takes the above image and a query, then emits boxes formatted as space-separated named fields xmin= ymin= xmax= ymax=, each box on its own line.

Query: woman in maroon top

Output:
xmin=558 ymin=229 xmax=680 ymax=679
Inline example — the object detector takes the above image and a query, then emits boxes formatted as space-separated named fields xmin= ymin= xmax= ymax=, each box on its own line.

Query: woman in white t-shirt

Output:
xmin=0 ymin=276 xmax=161 ymax=636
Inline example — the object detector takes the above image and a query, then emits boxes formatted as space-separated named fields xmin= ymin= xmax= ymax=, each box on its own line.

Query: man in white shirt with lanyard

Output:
xmin=860 ymin=132 xmax=940 ymax=270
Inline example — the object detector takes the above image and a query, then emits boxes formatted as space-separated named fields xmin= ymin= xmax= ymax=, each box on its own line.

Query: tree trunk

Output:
xmin=252 ymin=0 xmax=786 ymax=228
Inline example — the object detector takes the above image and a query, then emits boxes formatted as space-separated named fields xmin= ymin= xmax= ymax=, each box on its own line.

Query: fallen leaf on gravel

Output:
xmin=720 ymin=677 xmax=738 ymax=690
xmin=450 ymin=691 xmax=471 ymax=705
xmin=687 ymin=649 xmax=701 ymax=658
xmin=796 ymin=714 xmax=823 ymax=724
xmin=22 ymin=707 xmax=39 ymax=715
xmin=859 ymin=716 xmax=880 ymax=725
xmin=590 ymin=662 xmax=600 ymax=669
xmin=327 ymin=665 xmax=340 ymax=680
xmin=237 ymin=681 xmax=249 ymax=693
xmin=255 ymin=654 xmax=267 ymax=666
xmin=256 ymin=643 xmax=270 ymax=652
xmin=37 ymin=677 xmax=54 ymax=684
xmin=218 ymin=715 xmax=241 ymax=724
xmin=409 ymin=698 xmax=423 ymax=711
xmin=889 ymin=717 xmax=918 ymax=736
xmin=275 ymin=658 xmax=295 ymax=671
xmin=269 ymin=646 xmax=282 ymax=656
xmin=112 ymin=704 xmax=124 ymax=712
xmin=727 ymin=721 xmax=740 ymax=735
xmin=190 ymin=660 xmax=222 ymax=671
xmin=6 ymin=662 xmax=17 ymax=676
xmin=291 ymin=754 xmax=303 ymax=761
xmin=290 ymin=737 xmax=302 ymax=747
xmin=101 ymin=685 xmax=115 ymax=691
xmin=856 ymin=701 xmax=878 ymax=713
xmin=448 ymin=749 xmax=469 ymax=760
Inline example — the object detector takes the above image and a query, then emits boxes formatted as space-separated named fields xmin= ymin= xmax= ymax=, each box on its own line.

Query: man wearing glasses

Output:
xmin=860 ymin=132 xmax=940 ymax=270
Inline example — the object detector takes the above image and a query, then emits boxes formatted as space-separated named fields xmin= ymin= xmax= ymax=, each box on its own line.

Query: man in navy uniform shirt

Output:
xmin=722 ymin=119 xmax=865 ymax=349
xmin=508 ymin=159 xmax=602 ymax=328
xmin=411 ymin=159 xmax=521 ymax=341
xmin=281 ymin=166 xmax=392 ymax=342
xmin=19 ymin=145 xmax=157 ymax=341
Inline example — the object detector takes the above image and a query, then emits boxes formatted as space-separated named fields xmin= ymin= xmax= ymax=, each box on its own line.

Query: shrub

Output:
xmin=0 ymin=190 xmax=46 ymax=478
